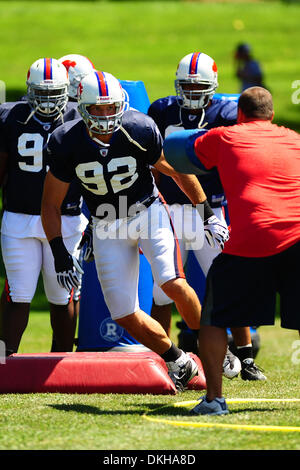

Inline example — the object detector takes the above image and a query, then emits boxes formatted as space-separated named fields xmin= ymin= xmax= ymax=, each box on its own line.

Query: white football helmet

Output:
xmin=26 ymin=58 xmax=69 ymax=119
xmin=58 ymin=54 xmax=95 ymax=100
xmin=78 ymin=70 xmax=125 ymax=135
xmin=175 ymin=52 xmax=219 ymax=110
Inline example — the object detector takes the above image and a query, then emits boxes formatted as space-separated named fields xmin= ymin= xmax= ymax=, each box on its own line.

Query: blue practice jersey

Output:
xmin=47 ymin=109 xmax=163 ymax=218
xmin=0 ymin=100 xmax=82 ymax=215
xmin=148 ymin=96 xmax=237 ymax=207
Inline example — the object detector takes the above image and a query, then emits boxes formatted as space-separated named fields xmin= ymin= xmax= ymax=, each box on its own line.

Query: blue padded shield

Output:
xmin=163 ymin=129 xmax=211 ymax=175
xmin=119 ymin=80 xmax=150 ymax=114
xmin=213 ymin=92 xmax=240 ymax=102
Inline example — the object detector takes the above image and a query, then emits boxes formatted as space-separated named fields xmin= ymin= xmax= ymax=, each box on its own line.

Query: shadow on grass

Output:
xmin=149 ymin=405 xmax=277 ymax=417
xmin=48 ymin=403 xmax=168 ymax=416
xmin=48 ymin=403 xmax=276 ymax=417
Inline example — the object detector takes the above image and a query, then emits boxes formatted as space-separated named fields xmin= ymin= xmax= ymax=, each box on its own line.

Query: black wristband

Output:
xmin=49 ymin=236 xmax=72 ymax=272
xmin=196 ymin=200 xmax=214 ymax=222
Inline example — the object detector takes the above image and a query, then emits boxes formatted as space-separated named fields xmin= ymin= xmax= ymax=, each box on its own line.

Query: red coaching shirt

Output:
xmin=194 ymin=120 xmax=300 ymax=257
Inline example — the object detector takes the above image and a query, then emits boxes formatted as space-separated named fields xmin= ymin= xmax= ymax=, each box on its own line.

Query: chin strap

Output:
xmin=90 ymin=125 xmax=147 ymax=152
xmin=20 ymin=107 xmax=36 ymax=125
xmin=120 ymin=126 xmax=147 ymax=151
xmin=178 ymin=106 xmax=207 ymax=130
xmin=197 ymin=108 xmax=207 ymax=129
xmin=21 ymin=104 xmax=65 ymax=126
xmin=173 ymin=107 xmax=184 ymax=129
xmin=91 ymin=134 xmax=111 ymax=147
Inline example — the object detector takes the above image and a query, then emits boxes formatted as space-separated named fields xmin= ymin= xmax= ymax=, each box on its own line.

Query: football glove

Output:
xmin=78 ymin=222 xmax=94 ymax=263
xmin=56 ymin=255 xmax=84 ymax=291
xmin=49 ymin=236 xmax=84 ymax=291
xmin=204 ymin=215 xmax=230 ymax=251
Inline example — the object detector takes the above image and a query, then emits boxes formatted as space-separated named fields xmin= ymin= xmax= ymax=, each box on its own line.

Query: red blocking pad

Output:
xmin=0 ymin=351 xmax=206 ymax=394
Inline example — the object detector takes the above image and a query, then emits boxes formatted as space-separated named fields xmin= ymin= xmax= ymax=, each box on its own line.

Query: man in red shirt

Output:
xmin=163 ymin=86 xmax=300 ymax=415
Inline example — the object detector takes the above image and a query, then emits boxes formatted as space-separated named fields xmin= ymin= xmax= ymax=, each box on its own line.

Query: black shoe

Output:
xmin=241 ymin=359 xmax=267 ymax=381
xmin=166 ymin=352 xmax=198 ymax=391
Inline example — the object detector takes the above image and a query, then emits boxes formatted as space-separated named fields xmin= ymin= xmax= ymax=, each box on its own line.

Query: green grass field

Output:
xmin=0 ymin=314 xmax=299 ymax=450
xmin=0 ymin=0 xmax=299 ymax=453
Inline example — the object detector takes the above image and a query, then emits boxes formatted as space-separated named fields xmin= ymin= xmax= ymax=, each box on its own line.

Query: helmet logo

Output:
xmin=62 ymin=59 xmax=77 ymax=72
xmin=212 ymin=61 xmax=218 ymax=72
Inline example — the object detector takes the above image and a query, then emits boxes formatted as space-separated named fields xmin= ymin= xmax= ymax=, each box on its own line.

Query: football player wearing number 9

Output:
xmin=0 ymin=58 xmax=88 ymax=355
xmin=41 ymin=70 xmax=210 ymax=391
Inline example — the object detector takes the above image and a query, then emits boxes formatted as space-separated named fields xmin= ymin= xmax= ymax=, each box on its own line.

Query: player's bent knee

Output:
xmin=152 ymin=283 xmax=173 ymax=306
xmin=160 ymin=277 xmax=187 ymax=301
xmin=114 ymin=311 xmax=136 ymax=327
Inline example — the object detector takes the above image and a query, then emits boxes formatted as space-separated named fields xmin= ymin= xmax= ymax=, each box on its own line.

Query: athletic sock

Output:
xmin=160 ymin=343 xmax=182 ymax=362
xmin=236 ymin=344 xmax=253 ymax=363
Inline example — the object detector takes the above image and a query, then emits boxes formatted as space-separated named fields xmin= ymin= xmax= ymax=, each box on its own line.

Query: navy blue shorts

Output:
xmin=201 ymin=240 xmax=300 ymax=330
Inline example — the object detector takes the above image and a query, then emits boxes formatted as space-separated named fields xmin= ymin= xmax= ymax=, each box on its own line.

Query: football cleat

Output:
xmin=241 ymin=359 xmax=267 ymax=381
xmin=166 ymin=351 xmax=198 ymax=391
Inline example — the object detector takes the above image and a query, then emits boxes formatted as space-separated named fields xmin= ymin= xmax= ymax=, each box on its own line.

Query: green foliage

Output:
xmin=0 ymin=1 xmax=300 ymax=129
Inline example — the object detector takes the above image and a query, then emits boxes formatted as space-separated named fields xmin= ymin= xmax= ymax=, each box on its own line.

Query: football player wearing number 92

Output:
xmin=0 ymin=58 xmax=88 ymax=355
xmin=41 ymin=70 xmax=217 ymax=390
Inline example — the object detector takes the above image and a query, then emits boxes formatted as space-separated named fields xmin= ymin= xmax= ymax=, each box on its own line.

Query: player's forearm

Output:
xmin=172 ymin=174 xmax=207 ymax=205
xmin=41 ymin=202 xmax=62 ymax=242
xmin=41 ymin=171 xmax=70 ymax=242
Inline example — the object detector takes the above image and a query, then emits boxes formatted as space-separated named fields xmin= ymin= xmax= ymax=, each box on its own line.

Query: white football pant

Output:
xmin=153 ymin=205 xmax=224 ymax=306
xmin=92 ymin=198 xmax=185 ymax=320
xmin=2 ymin=232 xmax=82 ymax=305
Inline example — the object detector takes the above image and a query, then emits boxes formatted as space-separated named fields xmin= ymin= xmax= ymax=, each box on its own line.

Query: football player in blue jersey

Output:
xmin=57 ymin=54 xmax=96 ymax=347
xmin=40 ymin=69 xmax=223 ymax=391
xmin=148 ymin=52 xmax=265 ymax=381
xmin=0 ymin=58 xmax=88 ymax=355
xmin=59 ymin=54 xmax=96 ymax=265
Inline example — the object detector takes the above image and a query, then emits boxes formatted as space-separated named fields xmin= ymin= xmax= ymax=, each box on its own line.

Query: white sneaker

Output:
xmin=223 ymin=346 xmax=241 ymax=379
xmin=191 ymin=395 xmax=229 ymax=416
xmin=166 ymin=351 xmax=198 ymax=391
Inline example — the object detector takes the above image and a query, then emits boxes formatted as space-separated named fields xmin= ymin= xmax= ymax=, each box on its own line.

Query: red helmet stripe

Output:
xmin=44 ymin=58 xmax=52 ymax=80
xmin=95 ymin=71 xmax=108 ymax=96
xmin=189 ymin=52 xmax=201 ymax=75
